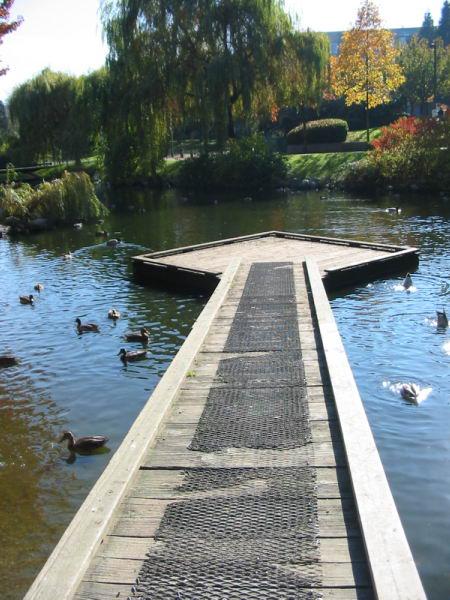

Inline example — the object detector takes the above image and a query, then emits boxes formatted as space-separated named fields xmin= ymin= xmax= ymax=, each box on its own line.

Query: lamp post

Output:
xmin=430 ymin=41 xmax=438 ymax=105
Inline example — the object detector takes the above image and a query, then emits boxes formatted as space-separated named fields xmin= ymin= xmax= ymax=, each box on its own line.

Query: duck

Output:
xmin=58 ymin=430 xmax=108 ymax=453
xmin=125 ymin=328 xmax=150 ymax=343
xmin=75 ymin=318 xmax=99 ymax=333
xmin=118 ymin=348 xmax=147 ymax=362
xmin=19 ymin=294 xmax=34 ymax=305
xmin=400 ymin=383 xmax=420 ymax=403
xmin=34 ymin=283 xmax=44 ymax=293
xmin=108 ymin=308 xmax=121 ymax=320
xmin=386 ymin=207 xmax=401 ymax=214
xmin=73 ymin=223 xmax=83 ymax=230
xmin=106 ymin=238 xmax=121 ymax=247
xmin=403 ymin=273 xmax=413 ymax=290
xmin=437 ymin=308 xmax=448 ymax=329
xmin=62 ymin=251 xmax=73 ymax=260
xmin=0 ymin=355 xmax=19 ymax=368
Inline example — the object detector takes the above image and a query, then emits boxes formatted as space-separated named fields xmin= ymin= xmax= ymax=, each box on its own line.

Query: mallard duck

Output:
xmin=62 ymin=251 xmax=73 ymax=260
xmin=125 ymin=328 xmax=150 ymax=343
xmin=118 ymin=348 xmax=147 ymax=362
xmin=400 ymin=383 xmax=420 ymax=403
xmin=437 ymin=308 xmax=448 ymax=329
xmin=0 ymin=355 xmax=18 ymax=367
xmin=108 ymin=308 xmax=121 ymax=320
xmin=19 ymin=294 xmax=34 ymax=305
xmin=403 ymin=273 xmax=413 ymax=290
xmin=75 ymin=318 xmax=99 ymax=333
xmin=34 ymin=283 xmax=44 ymax=292
xmin=106 ymin=238 xmax=121 ymax=247
xmin=58 ymin=430 xmax=108 ymax=453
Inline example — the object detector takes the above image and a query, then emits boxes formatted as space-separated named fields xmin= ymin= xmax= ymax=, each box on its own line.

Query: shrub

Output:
xmin=287 ymin=119 xmax=348 ymax=145
xmin=177 ymin=135 xmax=287 ymax=191
xmin=0 ymin=171 xmax=108 ymax=225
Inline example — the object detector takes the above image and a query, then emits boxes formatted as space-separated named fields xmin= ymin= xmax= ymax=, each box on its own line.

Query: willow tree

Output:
xmin=101 ymin=0 xmax=293 ymax=183
xmin=331 ymin=0 xmax=404 ymax=142
xmin=8 ymin=69 xmax=91 ymax=164
xmin=283 ymin=31 xmax=330 ymax=137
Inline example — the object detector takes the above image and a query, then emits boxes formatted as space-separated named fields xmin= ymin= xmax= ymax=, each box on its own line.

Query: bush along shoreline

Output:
xmin=334 ymin=117 xmax=450 ymax=194
xmin=0 ymin=171 xmax=108 ymax=234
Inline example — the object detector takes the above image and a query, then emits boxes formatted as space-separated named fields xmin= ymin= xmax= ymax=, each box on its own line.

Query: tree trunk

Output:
xmin=366 ymin=90 xmax=370 ymax=144
xmin=227 ymin=102 xmax=235 ymax=139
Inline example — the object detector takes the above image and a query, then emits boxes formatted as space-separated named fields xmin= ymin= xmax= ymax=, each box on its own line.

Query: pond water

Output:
xmin=1 ymin=188 xmax=449 ymax=599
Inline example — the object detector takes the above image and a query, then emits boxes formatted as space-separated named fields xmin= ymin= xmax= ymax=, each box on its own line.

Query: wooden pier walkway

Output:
xmin=26 ymin=246 xmax=425 ymax=599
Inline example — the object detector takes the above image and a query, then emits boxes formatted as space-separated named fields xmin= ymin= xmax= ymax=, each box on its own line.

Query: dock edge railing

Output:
xmin=24 ymin=260 xmax=242 ymax=600
xmin=305 ymin=259 xmax=426 ymax=600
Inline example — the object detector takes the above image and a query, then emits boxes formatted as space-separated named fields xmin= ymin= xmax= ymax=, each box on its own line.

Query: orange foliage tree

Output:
xmin=331 ymin=0 xmax=404 ymax=142
xmin=0 ymin=0 xmax=22 ymax=76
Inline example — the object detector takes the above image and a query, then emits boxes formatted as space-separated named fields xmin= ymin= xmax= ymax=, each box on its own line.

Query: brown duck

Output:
xmin=0 ymin=355 xmax=18 ymax=368
xmin=19 ymin=294 xmax=34 ymax=305
xmin=59 ymin=430 xmax=109 ymax=453
xmin=125 ymin=328 xmax=150 ymax=343
xmin=118 ymin=348 xmax=147 ymax=362
xmin=76 ymin=318 xmax=99 ymax=333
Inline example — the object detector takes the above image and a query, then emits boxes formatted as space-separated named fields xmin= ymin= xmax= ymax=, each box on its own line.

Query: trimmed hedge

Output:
xmin=287 ymin=119 xmax=348 ymax=145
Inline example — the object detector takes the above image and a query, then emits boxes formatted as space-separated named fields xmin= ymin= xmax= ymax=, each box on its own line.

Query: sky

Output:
xmin=0 ymin=0 xmax=445 ymax=102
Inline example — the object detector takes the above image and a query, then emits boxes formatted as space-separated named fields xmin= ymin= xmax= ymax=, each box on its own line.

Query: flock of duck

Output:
xmin=398 ymin=272 xmax=447 ymax=404
xmin=1 ymin=268 xmax=151 ymax=456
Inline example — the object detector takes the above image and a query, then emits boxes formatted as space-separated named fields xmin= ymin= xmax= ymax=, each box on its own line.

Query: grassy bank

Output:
xmin=286 ymin=151 xmax=366 ymax=184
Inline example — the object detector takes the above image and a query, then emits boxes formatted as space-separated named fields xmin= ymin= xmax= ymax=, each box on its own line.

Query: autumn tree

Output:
xmin=0 ymin=0 xmax=22 ymax=76
xmin=331 ymin=0 xmax=404 ymax=143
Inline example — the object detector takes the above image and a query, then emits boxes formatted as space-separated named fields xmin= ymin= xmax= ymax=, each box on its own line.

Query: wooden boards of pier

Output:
xmin=132 ymin=230 xmax=419 ymax=292
xmin=25 ymin=258 xmax=425 ymax=600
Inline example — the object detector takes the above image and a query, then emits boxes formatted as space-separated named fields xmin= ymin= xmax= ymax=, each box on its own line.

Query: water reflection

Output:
xmin=1 ymin=188 xmax=450 ymax=598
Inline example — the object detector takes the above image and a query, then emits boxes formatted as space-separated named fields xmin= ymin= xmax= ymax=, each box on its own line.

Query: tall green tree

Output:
xmin=101 ymin=0 xmax=297 ymax=183
xmin=419 ymin=11 xmax=436 ymax=43
xmin=399 ymin=36 xmax=449 ymax=113
xmin=438 ymin=0 xmax=450 ymax=45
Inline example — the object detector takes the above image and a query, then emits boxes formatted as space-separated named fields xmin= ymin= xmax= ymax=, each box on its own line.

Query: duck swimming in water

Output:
xmin=108 ymin=308 xmax=121 ymax=320
xmin=106 ymin=238 xmax=121 ymax=247
xmin=403 ymin=273 xmax=413 ymax=290
xmin=0 ymin=355 xmax=18 ymax=367
xmin=75 ymin=318 xmax=99 ymax=333
xmin=58 ymin=430 xmax=108 ymax=453
xmin=118 ymin=348 xmax=147 ymax=362
xmin=400 ymin=383 xmax=420 ymax=403
xmin=437 ymin=308 xmax=448 ymax=329
xmin=62 ymin=251 xmax=72 ymax=260
xmin=34 ymin=283 xmax=44 ymax=292
xmin=125 ymin=328 xmax=150 ymax=343
xmin=19 ymin=294 xmax=34 ymax=305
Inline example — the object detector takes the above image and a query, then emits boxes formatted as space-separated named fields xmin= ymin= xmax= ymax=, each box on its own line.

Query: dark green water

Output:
xmin=1 ymin=188 xmax=449 ymax=598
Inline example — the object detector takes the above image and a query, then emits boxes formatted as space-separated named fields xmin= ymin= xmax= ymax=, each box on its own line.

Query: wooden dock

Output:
xmin=25 ymin=234 xmax=425 ymax=600
xmin=132 ymin=231 xmax=419 ymax=291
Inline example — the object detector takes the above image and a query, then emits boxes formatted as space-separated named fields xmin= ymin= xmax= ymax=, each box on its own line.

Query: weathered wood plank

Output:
xmin=24 ymin=261 xmax=242 ymax=600
xmin=305 ymin=260 xmax=426 ymax=599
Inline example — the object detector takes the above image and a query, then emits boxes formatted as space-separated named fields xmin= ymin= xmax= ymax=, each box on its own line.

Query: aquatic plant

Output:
xmin=0 ymin=171 xmax=108 ymax=226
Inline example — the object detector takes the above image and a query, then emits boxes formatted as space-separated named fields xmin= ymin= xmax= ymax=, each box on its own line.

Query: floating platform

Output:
xmin=132 ymin=230 xmax=419 ymax=291
xmin=25 ymin=234 xmax=425 ymax=600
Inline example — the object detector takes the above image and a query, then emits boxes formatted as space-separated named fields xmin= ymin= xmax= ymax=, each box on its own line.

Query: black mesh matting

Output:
xmin=215 ymin=351 xmax=305 ymax=388
xmin=189 ymin=387 xmax=310 ymax=451
xmin=136 ymin=468 xmax=321 ymax=599
xmin=135 ymin=264 xmax=321 ymax=599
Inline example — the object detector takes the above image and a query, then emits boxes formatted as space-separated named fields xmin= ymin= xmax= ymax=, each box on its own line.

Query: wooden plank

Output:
xmin=82 ymin=556 xmax=371 ymax=588
xmin=24 ymin=260 xmax=242 ymax=600
xmin=75 ymin=581 xmax=374 ymax=600
xmin=305 ymin=260 xmax=426 ymax=600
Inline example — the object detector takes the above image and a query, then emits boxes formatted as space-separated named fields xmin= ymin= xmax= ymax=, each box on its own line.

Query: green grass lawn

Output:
xmin=347 ymin=128 xmax=381 ymax=142
xmin=286 ymin=151 xmax=366 ymax=182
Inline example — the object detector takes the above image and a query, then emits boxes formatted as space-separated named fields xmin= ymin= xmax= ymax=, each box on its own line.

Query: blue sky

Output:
xmin=0 ymin=0 xmax=445 ymax=102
